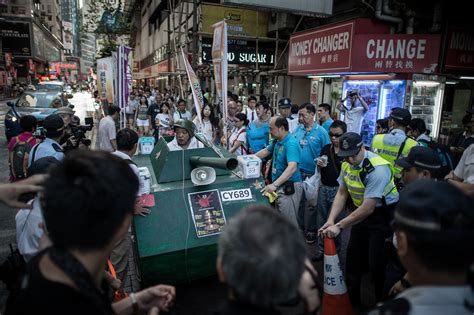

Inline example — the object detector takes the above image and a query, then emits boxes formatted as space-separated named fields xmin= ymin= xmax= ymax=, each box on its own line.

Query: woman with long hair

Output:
xmin=228 ymin=112 xmax=249 ymax=156
xmin=135 ymin=95 xmax=149 ymax=137
xmin=193 ymin=104 xmax=220 ymax=144
xmin=156 ymin=102 xmax=173 ymax=137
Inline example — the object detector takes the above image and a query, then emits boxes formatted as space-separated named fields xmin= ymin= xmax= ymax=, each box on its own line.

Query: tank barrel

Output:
xmin=190 ymin=156 xmax=238 ymax=170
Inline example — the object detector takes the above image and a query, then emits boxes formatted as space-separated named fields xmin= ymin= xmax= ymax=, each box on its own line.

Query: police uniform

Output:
xmin=278 ymin=98 xmax=299 ymax=133
xmin=337 ymin=133 xmax=399 ymax=306
xmin=371 ymin=108 xmax=418 ymax=176
xmin=28 ymin=114 xmax=65 ymax=167
xmin=368 ymin=180 xmax=474 ymax=315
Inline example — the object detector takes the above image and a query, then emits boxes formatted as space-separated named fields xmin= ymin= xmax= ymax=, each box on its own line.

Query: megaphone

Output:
xmin=190 ymin=166 xmax=216 ymax=186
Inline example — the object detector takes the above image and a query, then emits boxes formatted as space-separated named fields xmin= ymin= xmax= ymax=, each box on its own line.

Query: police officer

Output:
xmin=167 ymin=120 xmax=205 ymax=151
xmin=369 ymin=180 xmax=474 ymax=315
xmin=371 ymin=108 xmax=418 ymax=178
xmin=28 ymin=114 xmax=65 ymax=167
xmin=319 ymin=132 xmax=399 ymax=307
xmin=256 ymin=117 xmax=302 ymax=227
xmin=278 ymin=98 xmax=299 ymax=133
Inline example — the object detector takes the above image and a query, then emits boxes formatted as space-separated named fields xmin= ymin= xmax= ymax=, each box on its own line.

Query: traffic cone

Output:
xmin=321 ymin=237 xmax=353 ymax=315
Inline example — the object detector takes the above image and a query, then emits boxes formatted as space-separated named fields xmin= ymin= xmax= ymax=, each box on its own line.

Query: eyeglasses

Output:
xmin=329 ymin=133 xmax=343 ymax=138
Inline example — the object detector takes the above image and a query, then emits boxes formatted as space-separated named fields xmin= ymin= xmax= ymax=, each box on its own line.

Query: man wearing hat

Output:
xmin=370 ymin=180 xmax=474 ymax=315
xmin=319 ymin=132 xmax=399 ymax=307
xmin=55 ymin=106 xmax=78 ymax=149
xmin=28 ymin=114 xmax=65 ymax=167
xmin=167 ymin=120 xmax=204 ymax=151
xmin=395 ymin=146 xmax=442 ymax=185
xmin=278 ymin=97 xmax=299 ymax=133
xmin=371 ymin=107 xmax=418 ymax=177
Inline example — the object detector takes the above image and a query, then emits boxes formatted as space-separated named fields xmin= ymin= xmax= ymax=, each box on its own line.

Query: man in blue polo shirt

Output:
xmin=256 ymin=117 xmax=302 ymax=226
xmin=293 ymin=103 xmax=330 ymax=243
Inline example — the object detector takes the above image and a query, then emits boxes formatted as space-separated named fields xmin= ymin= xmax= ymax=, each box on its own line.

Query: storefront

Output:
xmin=438 ymin=28 xmax=474 ymax=145
xmin=288 ymin=18 xmax=444 ymax=145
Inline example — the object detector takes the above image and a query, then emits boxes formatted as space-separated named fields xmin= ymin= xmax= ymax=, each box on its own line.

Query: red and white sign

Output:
xmin=289 ymin=22 xmax=354 ymax=74
xmin=51 ymin=62 xmax=77 ymax=70
xmin=351 ymin=34 xmax=441 ymax=73
xmin=5 ymin=53 xmax=12 ymax=68
xmin=29 ymin=59 xmax=35 ymax=72
xmin=445 ymin=30 xmax=474 ymax=71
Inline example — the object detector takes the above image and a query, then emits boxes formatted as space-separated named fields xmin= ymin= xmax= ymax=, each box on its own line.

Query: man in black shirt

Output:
xmin=7 ymin=151 xmax=175 ymax=315
xmin=314 ymin=120 xmax=347 ymax=261
xmin=147 ymin=94 xmax=162 ymax=139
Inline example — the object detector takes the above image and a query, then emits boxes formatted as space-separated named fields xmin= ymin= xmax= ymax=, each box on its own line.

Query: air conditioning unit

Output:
xmin=268 ymin=12 xmax=297 ymax=33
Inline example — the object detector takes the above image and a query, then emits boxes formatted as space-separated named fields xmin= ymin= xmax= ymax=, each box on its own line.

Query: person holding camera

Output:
xmin=55 ymin=107 xmax=80 ymax=150
xmin=337 ymin=90 xmax=369 ymax=134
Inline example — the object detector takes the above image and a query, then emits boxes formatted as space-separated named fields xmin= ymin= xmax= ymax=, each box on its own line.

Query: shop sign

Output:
xmin=288 ymin=22 xmax=354 ymax=74
xmin=62 ymin=21 xmax=73 ymax=51
xmin=5 ymin=53 xmax=12 ymax=68
xmin=351 ymin=34 xmax=441 ymax=73
xmin=202 ymin=4 xmax=268 ymax=37
xmin=0 ymin=21 xmax=32 ymax=57
xmin=445 ymin=30 xmax=474 ymax=71
xmin=202 ymin=38 xmax=275 ymax=66
xmin=133 ymin=61 xmax=140 ymax=72
xmin=51 ymin=62 xmax=78 ymax=69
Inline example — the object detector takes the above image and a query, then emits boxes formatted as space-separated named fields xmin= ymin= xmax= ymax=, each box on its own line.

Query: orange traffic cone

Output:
xmin=321 ymin=237 xmax=353 ymax=315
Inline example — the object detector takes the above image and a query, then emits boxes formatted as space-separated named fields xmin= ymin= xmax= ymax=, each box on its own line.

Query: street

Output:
xmin=0 ymin=91 xmax=94 ymax=312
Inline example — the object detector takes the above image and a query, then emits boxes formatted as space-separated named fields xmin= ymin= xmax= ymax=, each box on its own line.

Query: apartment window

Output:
xmin=48 ymin=16 xmax=52 ymax=21
xmin=47 ymin=4 xmax=51 ymax=13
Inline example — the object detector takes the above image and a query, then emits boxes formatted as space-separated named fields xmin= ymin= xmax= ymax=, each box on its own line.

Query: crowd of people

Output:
xmin=2 ymin=85 xmax=474 ymax=314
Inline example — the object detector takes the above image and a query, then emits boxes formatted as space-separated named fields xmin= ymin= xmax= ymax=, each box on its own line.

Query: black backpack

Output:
xmin=9 ymin=136 xmax=34 ymax=181
xmin=418 ymin=139 xmax=454 ymax=178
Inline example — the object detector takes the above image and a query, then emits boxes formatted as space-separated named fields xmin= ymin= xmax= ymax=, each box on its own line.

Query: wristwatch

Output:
xmin=272 ymin=182 xmax=280 ymax=189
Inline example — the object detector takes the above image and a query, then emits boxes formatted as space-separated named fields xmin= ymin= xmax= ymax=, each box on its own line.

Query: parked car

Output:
xmin=5 ymin=91 xmax=67 ymax=141
xmin=36 ymin=81 xmax=73 ymax=104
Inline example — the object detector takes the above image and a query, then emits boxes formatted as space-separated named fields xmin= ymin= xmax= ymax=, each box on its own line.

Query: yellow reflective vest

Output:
xmin=341 ymin=155 xmax=397 ymax=207
xmin=371 ymin=133 xmax=418 ymax=175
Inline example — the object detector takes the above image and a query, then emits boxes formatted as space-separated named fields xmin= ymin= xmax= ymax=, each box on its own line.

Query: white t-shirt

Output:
xmin=228 ymin=126 xmax=247 ymax=156
xmin=287 ymin=117 xmax=299 ymax=133
xmin=16 ymin=197 xmax=43 ymax=262
xmin=156 ymin=113 xmax=172 ymax=128
xmin=167 ymin=136 xmax=204 ymax=151
xmin=173 ymin=110 xmax=192 ymax=121
xmin=112 ymin=150 xmax=145 ymax=196
xmin=454 ymin=144 xmax=474 ymax=184
xmin=341 ymin=106 xmax=366 ymax=134
xmin=193 ymin=117 xmax=214 ymax=142
xmin=98 ymin=115 xmax=116 ymax=152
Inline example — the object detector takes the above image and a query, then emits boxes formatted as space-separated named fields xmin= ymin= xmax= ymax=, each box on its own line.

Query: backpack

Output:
xmin=9 ymin=136 xmax=34 ymax=181
xmin=418 ymin=139 xmax=454 ymax=178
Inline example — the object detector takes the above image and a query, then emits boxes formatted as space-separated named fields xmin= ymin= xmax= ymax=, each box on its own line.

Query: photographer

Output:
xmin=55 ymin=107 xmax=78 ymax=150
xmin=337 ymin=90 xmax=369 ymax=134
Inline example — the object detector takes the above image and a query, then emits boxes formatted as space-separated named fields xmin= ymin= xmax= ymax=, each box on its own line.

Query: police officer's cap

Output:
xmin=173 ymin=119 xmax=195 ymax=138
xmin=394 ymin=180 xmax=474 ymax=237
xmin=395 ymin=146 xmax=441 ymax=170
xmin=389 ymin=108 xmax=411 ymax=125
xmin=54 ymin=106 xmax=75 ymax=115
xmin=278 ymin=98 xmax=292 ymax=108
xmin=337 ymin=132 xmax=363 ymax=157
xmin=43 ymin=114 xmax=65 ymax=135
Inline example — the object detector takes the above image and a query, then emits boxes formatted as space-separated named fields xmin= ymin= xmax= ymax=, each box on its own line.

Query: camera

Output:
xmin=348 ymin=90 xmax=358 ymax=98
xmin=68 ymin=117 xmax=94 ymax=148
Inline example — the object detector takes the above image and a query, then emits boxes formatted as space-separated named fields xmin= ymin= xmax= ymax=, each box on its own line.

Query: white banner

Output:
xmin=211 ymin=20 xmax=228 ymax=144
xmin=181 ymin=48 xmax=204 ymax=124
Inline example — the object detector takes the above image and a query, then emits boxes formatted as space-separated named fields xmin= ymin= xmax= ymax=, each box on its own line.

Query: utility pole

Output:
xmin=192 ymin=0 xmax=198 ymax=68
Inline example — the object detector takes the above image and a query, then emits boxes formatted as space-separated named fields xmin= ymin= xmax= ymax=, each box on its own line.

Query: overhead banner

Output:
xmin=0 ymin=21 xmax=32 ymax=57
xmin=181 ymin=48 xmax=204 ymax=124
xmin=445 ymin=30 xmax=474 ymax=71
xmin=288 ymin=22 xmax=354 ymax=74
xmin=211 ymin=20 xmax=228 ymax=141
xmin=96 ymin=57 xmax=114 ymax=104
xmin=202 ymin=38 xmax=275 ymax=66
xmin=351 ymin=34 xmax=441 ymax=73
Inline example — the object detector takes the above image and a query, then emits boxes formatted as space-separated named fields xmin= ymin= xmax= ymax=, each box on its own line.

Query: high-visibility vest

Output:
xmin=341 ymin=155 xmax=397 ymax=207
xmin=371 ymin=133 xmax=417 ymax=175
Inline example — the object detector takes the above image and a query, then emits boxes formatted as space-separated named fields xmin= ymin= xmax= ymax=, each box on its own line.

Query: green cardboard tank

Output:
xmin=132 ymin=135 xmax=268 ymax=287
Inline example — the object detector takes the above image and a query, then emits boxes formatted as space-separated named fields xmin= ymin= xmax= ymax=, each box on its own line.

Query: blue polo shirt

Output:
xmin=246 ymin=120 xmax=269 ymax=153
xmin=293 ymin=124 xmax=330 ymax=175
xmin=266 ymin=134 xmax=301 ymax=183
xmin=321 ymin=118 xmax=334 ymax=132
